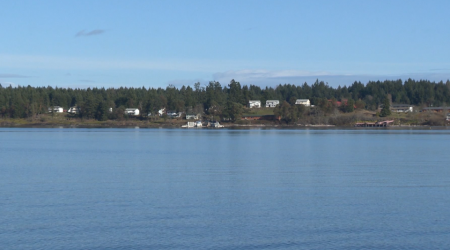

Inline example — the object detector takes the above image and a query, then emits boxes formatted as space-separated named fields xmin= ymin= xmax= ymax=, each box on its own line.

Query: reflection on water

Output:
xmin=1 ymin=128 xmax=450 ymax=249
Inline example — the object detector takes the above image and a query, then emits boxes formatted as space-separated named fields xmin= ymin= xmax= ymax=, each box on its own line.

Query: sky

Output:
xmin=1 ymin=0 xmax=450 ymax=89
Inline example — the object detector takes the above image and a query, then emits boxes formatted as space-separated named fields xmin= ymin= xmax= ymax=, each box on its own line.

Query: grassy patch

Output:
xmin=242 ymin=107 xmax=275 ymax=116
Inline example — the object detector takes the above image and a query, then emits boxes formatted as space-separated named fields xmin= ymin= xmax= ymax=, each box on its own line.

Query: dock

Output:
xmin=354 ymin=120 xmax=394 ymax=127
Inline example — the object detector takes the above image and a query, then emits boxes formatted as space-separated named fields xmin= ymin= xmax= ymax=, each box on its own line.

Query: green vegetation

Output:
xmin=274 ymin=101 xmax=305 ymax=124
xmin=243 ymin=107 xmax=274 ymax=116
xmin=380 ymin=97 xmax=392 ymax=117
xmin=1 ymin=78 xmax=450 ymax=126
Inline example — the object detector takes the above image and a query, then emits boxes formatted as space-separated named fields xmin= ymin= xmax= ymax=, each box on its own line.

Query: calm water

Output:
xmin=1 ymin=128 xmax=450 ymax=249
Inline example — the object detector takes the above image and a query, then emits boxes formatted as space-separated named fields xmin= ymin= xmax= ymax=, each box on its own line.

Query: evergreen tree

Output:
xmin=380 ymin=97 xmax=391 ymax=117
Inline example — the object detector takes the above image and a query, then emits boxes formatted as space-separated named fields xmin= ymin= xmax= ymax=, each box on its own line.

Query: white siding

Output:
xmin=249 ymin=100 xmax=261 ymax=108
xmin=295 ymin=99 xmax=310 ymax=106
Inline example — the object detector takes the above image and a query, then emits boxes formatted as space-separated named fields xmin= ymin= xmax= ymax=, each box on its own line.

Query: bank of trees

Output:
xmin=0 ymin=78 xmax=449 ymax=120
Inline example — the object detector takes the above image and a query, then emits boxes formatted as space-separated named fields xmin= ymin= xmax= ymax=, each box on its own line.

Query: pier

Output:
xmin=354 ymin=120 xmax=394 ymax=127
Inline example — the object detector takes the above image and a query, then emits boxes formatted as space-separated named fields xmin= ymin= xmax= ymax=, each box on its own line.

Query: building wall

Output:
xmin=265 ymin=101 xmax=279 ymax=108
xmin=249 ymin=101 xmax=261 ymax=108
xmin=295 ymin=99 xmax=310 ymax=106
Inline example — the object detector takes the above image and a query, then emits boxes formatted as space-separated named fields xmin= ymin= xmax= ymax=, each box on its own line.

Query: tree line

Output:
xmin=0 ymin=78 xmax=449 ymax=120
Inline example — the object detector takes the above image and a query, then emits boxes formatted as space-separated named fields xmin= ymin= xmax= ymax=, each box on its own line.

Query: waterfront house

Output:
xmin=167 ymin=110 xmax=182 ymax=118
xmin=422 ymin=107 xmax=449 ymax=112
xmin=158 ymin=108 xmax=165 ymax=116
xmin=186 ymin=113 xmax=201 ymax=120
xmin=68 ymin=106 xmax=80 ymax=114
xmin=48 ymin=106 xmax=64 ymax=113
xmin=183 ymin=122 xmax=195 ymax=128
xmin=195 ymin=121 xmax=203 ymax=127
xmin=391 ymin=104 xmax=413 ymax=113
xmin=124 ymin=108 xmax=140 ymax=116
xmin=295 ymin=99 xmax=310 ymax=106
xmin=447 ymin=114 xmax=450 ymax=121
xmin=265 ymin=100 xmax=279 ymax=108
xmin=209 ymin=121 xmax=224 ymax=128
xmin=249 ymin=100 xmax=261 ymax=108
xmin=167 ymin=110 xmax=177 ymax=116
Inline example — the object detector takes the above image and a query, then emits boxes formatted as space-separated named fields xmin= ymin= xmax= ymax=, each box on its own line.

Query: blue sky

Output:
xmin=1 ymin=0 xmax=450 ymax=89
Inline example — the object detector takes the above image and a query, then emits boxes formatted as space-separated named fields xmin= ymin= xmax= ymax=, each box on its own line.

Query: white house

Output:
xmin=67 ymin=106 xmax=80 ymax=114
xmin=195 ymin=121 xmax=203 ymax=127
xmin=158 ymin=108 xmax=166 ymax=116
xmin=295 ymin=99 xmax=310 ymax=106
xmin=186 ymin=113 xmax=201 ymax=120
xmin=124 ymin=108 xmax=140 ymax=116
xmin=167 ymin=110 xmax=182 ymax=118
xmin=265 ymin=100 xmax=279 ymax=108
xmin=182 ymin=122 xmax=195 ymax=128
xmin=209 ymin=121 xmax=224 ymax=128
xmin=446 ymin=114 xmax=450 ymax=121
xmin=391 ymin=104 xmax=413 ymax=113
xmin=249 ymin=100 xmax=261 ymax=108
xmin=48 ymin=106 xmax=64 ymax=113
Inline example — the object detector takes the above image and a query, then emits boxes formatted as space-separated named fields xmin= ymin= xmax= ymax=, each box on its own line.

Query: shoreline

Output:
xmin=1 ymin=120 xmax=448 ymax=130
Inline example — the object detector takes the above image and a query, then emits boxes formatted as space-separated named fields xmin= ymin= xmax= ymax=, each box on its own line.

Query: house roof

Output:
xmin=392 ymin=104 xmax=413 ymax=107
xmin=125 ymin=108 xmax=138 ymax=111
xmin=422 ymin=107 xmax=449 ymax=110
xmin=242 ymin=114 xmax=276 ymax=117
xmin=392 ymin=107 xmax=411 ymax=109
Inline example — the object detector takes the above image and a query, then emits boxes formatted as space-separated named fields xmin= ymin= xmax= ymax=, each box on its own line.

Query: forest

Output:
xmin=1 ymin=78 xmax=449 ymax=121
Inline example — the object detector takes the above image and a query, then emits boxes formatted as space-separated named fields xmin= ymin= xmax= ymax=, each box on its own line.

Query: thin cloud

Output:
xmin=166 ymin=78 xmax=205 ymax=88
xmin=0 ymin=82 xmax=17 ymax=87
xmin=0 ymin=54 xmax=226 ymax=72
xmin=75 ymin=29 xmax=105 ymax=37
xmin=213 ymin=69 xmax=332 ymax=82
xmin=212 ymin=70 xmax=450 ymax=87
xmin=429 ymin=68 xmax=450 ymax=71
xmin=0 ymin=73 xmax=30 ymax=78
xmin=79 ymin=79 xmax=95 ymax=83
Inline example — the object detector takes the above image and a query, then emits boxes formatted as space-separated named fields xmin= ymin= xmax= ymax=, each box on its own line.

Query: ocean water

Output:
xmin=1 ymin=128 xmax=450 ymax=249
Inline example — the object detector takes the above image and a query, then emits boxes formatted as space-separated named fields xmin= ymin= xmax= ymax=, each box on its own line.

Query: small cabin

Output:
xmin=422 ymin=107 xmax=449 ymax=113
xmin=68 ymin=107 xmax=80 ymax=114
xmin=48 ymin=106 xmax=64 ymax=113
xmin=167 ymin=110 xmax=182 ymax=118
xmin=295 ymin=99 xmax=310 ymax=106
xmin=391 ymin=104 xmax=413 ymax=113
xmin=124 ymin=108 xmax=140 ymax=116
xmin=209 ymin=121 xmax=224 ymax=128
xmin=249 ymin=100 xmax=261 ymax=108
xmin=186 ymin=113 xmax=201 ymax=120
xmin=158 ymin=108 xmax=165 ymax=116
xmin=195 ymin=121 xmax=203 ymax=127
xmin=265 ymin=100 xmax=279 ymax=108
